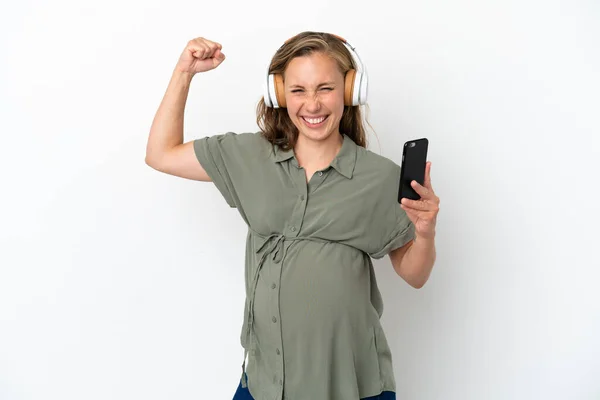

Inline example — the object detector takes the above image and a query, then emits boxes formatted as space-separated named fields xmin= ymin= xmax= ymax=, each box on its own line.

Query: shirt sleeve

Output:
xmin=368 ymin=162 xmax=416 ymax=259
xmin=193 ymin=131 xmax=255 ymax=208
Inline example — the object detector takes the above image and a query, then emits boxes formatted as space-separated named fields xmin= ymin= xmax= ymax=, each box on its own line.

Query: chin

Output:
xmin=298 ymin=129 xmax=334 ymax=142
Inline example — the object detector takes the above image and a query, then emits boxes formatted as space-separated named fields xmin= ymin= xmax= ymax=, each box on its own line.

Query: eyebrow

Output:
xmin=289 ymin=82 xmax=336 ymax=88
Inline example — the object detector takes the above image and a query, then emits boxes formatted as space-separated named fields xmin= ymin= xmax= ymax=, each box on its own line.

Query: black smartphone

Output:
xmin=398 ymin=138 xmax=429 ymax=202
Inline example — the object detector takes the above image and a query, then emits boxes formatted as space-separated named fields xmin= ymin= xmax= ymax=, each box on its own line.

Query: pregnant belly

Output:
xmin=275 ymin=240 xmax=375 ymax=334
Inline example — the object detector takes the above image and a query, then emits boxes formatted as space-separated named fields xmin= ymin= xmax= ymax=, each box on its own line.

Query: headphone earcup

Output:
xmin=265 ymin=74 xmax=275 ymax=107
xmin=356 ymin=70 xmax=368 ymax=105
xmin=273 ymin=74 xmax=286 ymax=108
xmin=264 ymin=77 xmax=272 ymax=108
xmin=264 ymin=74 xmax=286 ymax=108
xmin=348 ymin=70 xmax=367 ymax=106
xmin=353 ymin=71 xmax=363 ymax=105
xmin=344 ymin=69 xmax=356 ymax=106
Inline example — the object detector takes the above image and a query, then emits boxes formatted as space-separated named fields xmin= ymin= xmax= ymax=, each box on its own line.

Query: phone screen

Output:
xmin=398 ymin=138 xmax=428 ymax=202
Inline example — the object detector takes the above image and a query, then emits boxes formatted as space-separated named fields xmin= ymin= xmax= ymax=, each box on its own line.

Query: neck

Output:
xmin=294 ymin=132 xmax=343 ymax=171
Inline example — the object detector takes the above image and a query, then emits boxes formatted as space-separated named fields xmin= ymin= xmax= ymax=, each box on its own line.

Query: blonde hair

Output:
xmin=256 ymin=31 xmax=369 ymax=151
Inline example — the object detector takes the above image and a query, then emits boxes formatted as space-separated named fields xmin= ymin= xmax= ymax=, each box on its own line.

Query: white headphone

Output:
xmin=263 ymin=33 xmax=368 ymax=109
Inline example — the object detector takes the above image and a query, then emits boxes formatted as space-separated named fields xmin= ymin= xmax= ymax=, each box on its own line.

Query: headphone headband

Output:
xmin=329 ymin=34 xmax=365 ymax=74
xmin=278 ymin=33 xmax=364 ymax=74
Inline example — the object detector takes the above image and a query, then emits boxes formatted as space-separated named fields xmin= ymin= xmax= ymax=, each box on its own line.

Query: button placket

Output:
xmin=271 ymin=240 xmax=286 ymax=400
xmin=307 ymin=168 xmax=329 ymax=193
xmin=265 ymin=161 xmax=306 ymax=399
xmin=287 ymin=172 xmax=309 ymax=237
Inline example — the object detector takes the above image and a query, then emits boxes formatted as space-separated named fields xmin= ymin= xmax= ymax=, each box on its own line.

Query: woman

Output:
xmin=146 ymin=31 xmax=439 ymax=400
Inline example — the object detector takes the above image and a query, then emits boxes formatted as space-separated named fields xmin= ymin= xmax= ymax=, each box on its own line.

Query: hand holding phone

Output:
xmin=398 ymin=138 xmax=429 ymax=202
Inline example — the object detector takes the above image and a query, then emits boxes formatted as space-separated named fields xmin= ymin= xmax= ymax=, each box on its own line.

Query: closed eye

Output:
xmin=291 ymin=87 xmax=334 ymax=93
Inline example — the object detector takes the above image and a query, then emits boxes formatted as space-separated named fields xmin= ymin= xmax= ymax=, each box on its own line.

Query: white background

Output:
xmin=1 ymin=0 xmax=599 ymax=399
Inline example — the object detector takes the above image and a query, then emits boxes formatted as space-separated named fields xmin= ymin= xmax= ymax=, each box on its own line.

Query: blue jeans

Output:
xmin=233 ymin=374 xmax=396 ymax=400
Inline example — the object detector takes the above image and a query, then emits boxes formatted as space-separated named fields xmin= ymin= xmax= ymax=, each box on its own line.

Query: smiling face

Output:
xmin=283 ymin=52 xmax=346 ymax=144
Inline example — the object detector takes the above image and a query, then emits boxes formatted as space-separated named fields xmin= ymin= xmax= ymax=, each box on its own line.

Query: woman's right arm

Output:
xmin=145 ymin=37 xmax=226 ymax=181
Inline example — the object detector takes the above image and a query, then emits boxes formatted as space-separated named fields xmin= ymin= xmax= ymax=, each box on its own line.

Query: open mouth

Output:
xmin=301 ymin=115 xmax=328 ymax=128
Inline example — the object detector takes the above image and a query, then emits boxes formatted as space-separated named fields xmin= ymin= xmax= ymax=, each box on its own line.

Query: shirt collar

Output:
xmin=273 ymin=134 xmax=357 ymax=179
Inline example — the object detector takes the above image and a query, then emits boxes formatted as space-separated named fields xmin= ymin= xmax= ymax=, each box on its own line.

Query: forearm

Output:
xmin=145 ymin=69 xmax=194 ymax=162
xmin=392 ymin=234 xmax=436 ymax=288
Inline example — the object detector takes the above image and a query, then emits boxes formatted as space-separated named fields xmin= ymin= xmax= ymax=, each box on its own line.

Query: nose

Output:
xmin=304 ymin=92 xmax=321 ymax=113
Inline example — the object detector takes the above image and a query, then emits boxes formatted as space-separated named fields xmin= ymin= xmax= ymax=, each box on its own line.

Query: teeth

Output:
xmin=304 ymin=116 xmax=326 ymax=124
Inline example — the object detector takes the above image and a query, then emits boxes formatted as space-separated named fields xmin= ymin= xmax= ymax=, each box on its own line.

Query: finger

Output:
xmin=400 ymin=197 xmax=424 ymax=210
xmin=208 ymin=40 xmax=222 ymax=52
xmin=190 ymin=44 xmax=208 ymax=59
xmin=199 ymin=43 xmax=211 ymax=59
xmin=401 ymin=204 xmax=438 ymax=228
xmin=424 ymin=162 xmax=433 ymax=189
xmin=401 ymin=197 xmax=437 ymax=211
xmin=211 ymin=45 xmax=224 ymax=60
xmin=410 ymin=180 xmax=434 ymax=199
xmin=212 ymin=48 xmax=226 ymax=66
xmin=204 ymin=42 xmax=218 ymax=56
xmin=188 ymin=38 xmax=205 ymax=53
xmin=213 ymin=48 xmax=225 ymax=59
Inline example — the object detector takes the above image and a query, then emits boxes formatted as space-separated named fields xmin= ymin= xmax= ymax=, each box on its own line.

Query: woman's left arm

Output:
xmin=389 ymin=162 xmax=440 ymax=289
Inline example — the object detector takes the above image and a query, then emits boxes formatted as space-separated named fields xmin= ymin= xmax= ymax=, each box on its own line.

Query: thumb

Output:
xmin=213 ymin=49 xmax=226 ymax=67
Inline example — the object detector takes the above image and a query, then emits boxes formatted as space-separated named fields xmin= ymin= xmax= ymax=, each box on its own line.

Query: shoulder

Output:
xmin=204 ymin=130 xmax=267 ymax=146
xmin=195 ymin=131 xmax=273 ymax=155
xmin=354 ymin=146 xmax=400 ymax=182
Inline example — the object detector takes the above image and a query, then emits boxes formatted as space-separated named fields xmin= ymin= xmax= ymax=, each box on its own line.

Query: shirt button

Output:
xmin=279 ymin=379 xmax=283 ymax=385
xmin=276 ymin=348 xmax=280 ymax=355
xmin=318 ymin=171 xmax=323 ymax=176
xmin=300 ymin=194 xmax=305 ymax=200
xmin=290 ymin=226 xmax=296 ymax=232
xmin=271 ymin=283 xmax=276 ymax=289
xmin=272 ymin=316 xmax=277 ymax=323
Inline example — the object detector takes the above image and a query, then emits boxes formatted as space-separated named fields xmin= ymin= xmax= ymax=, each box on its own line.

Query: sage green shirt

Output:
xmin=193 ymin=132 xmax=415 ymax=400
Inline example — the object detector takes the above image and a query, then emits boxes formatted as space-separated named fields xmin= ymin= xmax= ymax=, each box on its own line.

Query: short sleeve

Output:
xmin=368 ymin=163 xmax=416 ymax=259
xmin=193 ymin=132 xmax=255 ymax=208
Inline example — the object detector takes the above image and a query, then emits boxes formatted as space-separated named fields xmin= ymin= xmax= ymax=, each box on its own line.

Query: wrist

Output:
xmin=416 ymin=231 xmax=436 ymax=242
xmin=172 ymin=68 xmax=195 ymax=82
